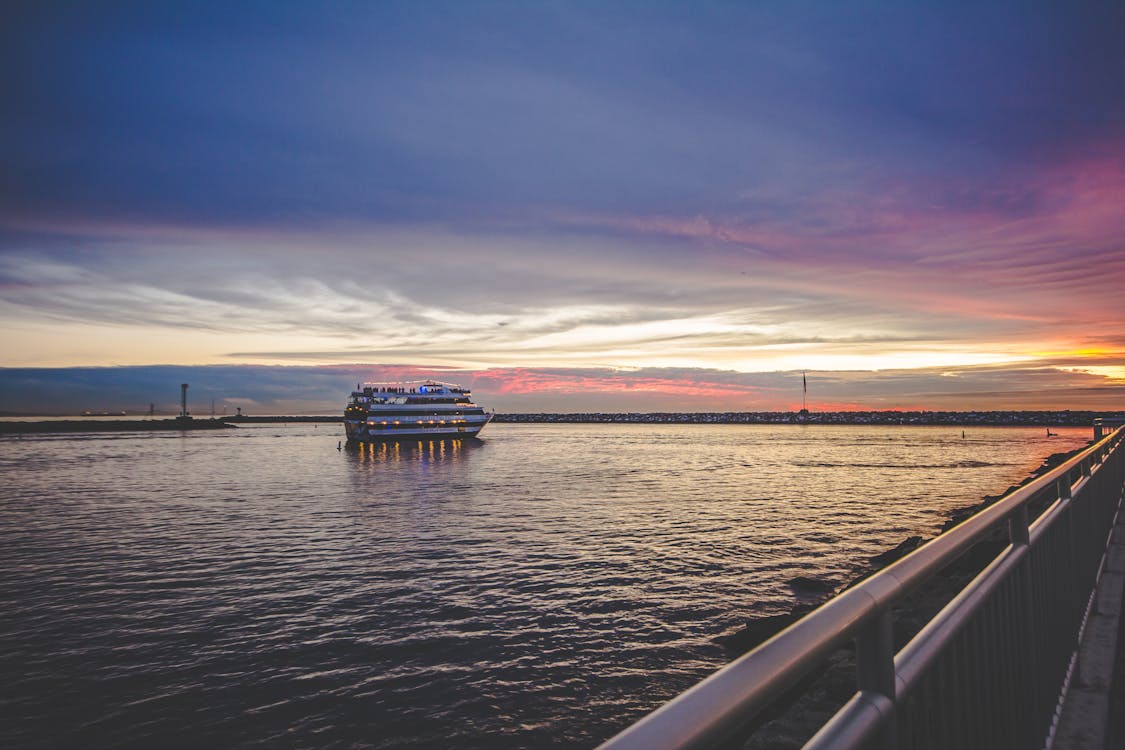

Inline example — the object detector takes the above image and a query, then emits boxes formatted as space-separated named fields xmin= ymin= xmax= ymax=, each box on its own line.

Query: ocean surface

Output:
xmin=0 ymin=423 xmax=1091 ymax=748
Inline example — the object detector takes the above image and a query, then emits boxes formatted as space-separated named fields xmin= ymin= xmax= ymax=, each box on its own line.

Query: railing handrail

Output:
xmin=598 ymin=427 xmax=1124 ymax=750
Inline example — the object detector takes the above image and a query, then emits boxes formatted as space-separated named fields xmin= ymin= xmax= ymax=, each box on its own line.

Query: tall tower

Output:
xmin=180 ymin=383 xmax=190 ymax=419
xmin=799 ymin=371 xmax=809 ymax=419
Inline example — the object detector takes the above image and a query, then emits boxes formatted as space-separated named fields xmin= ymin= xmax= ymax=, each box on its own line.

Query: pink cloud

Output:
xmin=472 ymin=367 xmax=763 ymax=401
xmin=557 ymin=146 xmax=1125 ymax=344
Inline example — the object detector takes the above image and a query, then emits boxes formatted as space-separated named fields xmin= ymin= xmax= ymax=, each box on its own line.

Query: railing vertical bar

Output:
xmin=985 ymin=608 xmax=1001 ymax=750
xmin=954 ymin=641 xmax=967 ymax=749
xmin=967 ymin=614 xmax=983 ymax=746
xmin=936 ymin=656 xmax=949 ymax=749
xmin=987 ymin=597 xmax=1003 ymax=750
xmin=980 ymin=616 xmax=992 ymax=747
xmin=1006 ymin=562 xmax=1020 ymax=749
xmin=1045 ymin=531 xmax=1060 ymax=745
xmin=1013 ymin=574 xmax=1026 ymax=750
xmin=1018 ymin=543 xmax=1036 ymax=750
xmin=1014 ymin=573 xmax=1028 ymax=750
xmin=948 ymin=635 xmax=963 ymax=749
xmin=979 ymin=606 xmax=993 ymax=749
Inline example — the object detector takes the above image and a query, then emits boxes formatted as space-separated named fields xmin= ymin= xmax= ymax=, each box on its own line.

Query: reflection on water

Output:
xmin=347 ymin=437 xmax=478 ymax=465
xmin=0 ymin=423 xmax=1092 ymax=749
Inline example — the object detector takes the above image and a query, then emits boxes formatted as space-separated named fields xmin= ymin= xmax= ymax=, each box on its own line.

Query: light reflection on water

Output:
xmin=0 ymin=423 xmax=1091 ymax=748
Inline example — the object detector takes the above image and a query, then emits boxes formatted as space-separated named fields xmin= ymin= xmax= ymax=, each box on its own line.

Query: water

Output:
xmin=0 ymin=423 xmax=1090 ymax=748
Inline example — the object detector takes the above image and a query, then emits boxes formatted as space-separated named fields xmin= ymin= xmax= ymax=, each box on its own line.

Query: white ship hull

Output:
xmin=344 ymin=414 xmax=491 ymax=442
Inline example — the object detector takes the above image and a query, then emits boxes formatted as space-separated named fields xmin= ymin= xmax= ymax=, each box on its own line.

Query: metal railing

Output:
xmin=599 ymin=427 xmax=1125 ymax=750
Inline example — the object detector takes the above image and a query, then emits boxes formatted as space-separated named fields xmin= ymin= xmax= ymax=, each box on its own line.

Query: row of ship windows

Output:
xmin=354 ymin=398 xmax=471 ymax=404
xmin=366 ymin=419 xmax=472 ymax=428
xmin=358 ymin=410 xmax=485 ymax=417
xmin=358 ymin=389 xmax=469 ymax=397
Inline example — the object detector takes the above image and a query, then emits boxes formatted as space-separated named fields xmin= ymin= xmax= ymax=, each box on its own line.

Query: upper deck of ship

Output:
xmin=348 ymin=380 xmax=476 ymax=407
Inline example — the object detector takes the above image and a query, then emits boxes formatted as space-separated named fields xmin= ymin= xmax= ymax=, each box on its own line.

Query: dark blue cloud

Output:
xmin=0 ymin=364 xmax=368 ymax=414
xmin=5 ymin=1 xmax=1124 ymax=231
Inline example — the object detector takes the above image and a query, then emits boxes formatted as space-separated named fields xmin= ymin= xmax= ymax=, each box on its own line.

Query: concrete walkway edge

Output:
xmin=1053 ymin=485 xmax=1125 ymax=750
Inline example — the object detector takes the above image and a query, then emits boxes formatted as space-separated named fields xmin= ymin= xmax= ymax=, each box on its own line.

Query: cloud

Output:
xmin=3 ymin=198 xmax=1122 ymax=374
xmin=3 ymin=3 xmax=1125 ymax=389
xmin=5 ymin=3 xmax=1125 ymax=228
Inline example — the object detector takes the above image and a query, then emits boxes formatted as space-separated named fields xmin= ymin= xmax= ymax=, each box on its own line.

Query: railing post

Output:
xmin=856 ymin=608 xmax=897 ymax=749
xmin=1008 ymin=503 xmax=1038 ymax=749
xmin=1058 ymin=473 xmax=1072 ymax=502
xmin=1060 ymin=474 xmax=1078 ymax=622
xmin=1008 ymin=504 xmax=1030 ymax=548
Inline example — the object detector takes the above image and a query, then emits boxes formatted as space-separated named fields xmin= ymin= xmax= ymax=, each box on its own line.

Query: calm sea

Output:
xmin=0 ymin=423 xmax=1090 ymax=748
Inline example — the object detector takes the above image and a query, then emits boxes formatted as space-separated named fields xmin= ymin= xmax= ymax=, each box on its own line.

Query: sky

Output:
xmin=2 ymin=1 xmax=1125 ymax=414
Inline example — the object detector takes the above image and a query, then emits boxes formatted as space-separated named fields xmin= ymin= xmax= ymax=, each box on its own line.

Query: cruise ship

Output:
xmin=343 ymin=380 xmax=492 ymax=443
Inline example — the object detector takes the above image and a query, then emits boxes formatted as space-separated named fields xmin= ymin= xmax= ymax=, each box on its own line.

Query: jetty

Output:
xmin=219 ymin=415 xmax=342 ymax=423
xmin=599 ymin=426 xmax=1125 ymax=750
xmin=0 ymin=415 xmax=342 ymax=435
xmin=0 ymin=418 xmax=236 ymax=434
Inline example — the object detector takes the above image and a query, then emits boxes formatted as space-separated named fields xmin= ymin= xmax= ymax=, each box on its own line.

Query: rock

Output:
xmin=1033 ymin=452 xmax=1073 ymax=476
xmin=718 ymin=613 xmax=801 ymax=654
xmin=868 ymin=536 xmax=923 ymax=567
xmin=786 ymin=576 xmax=836 ymax=596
